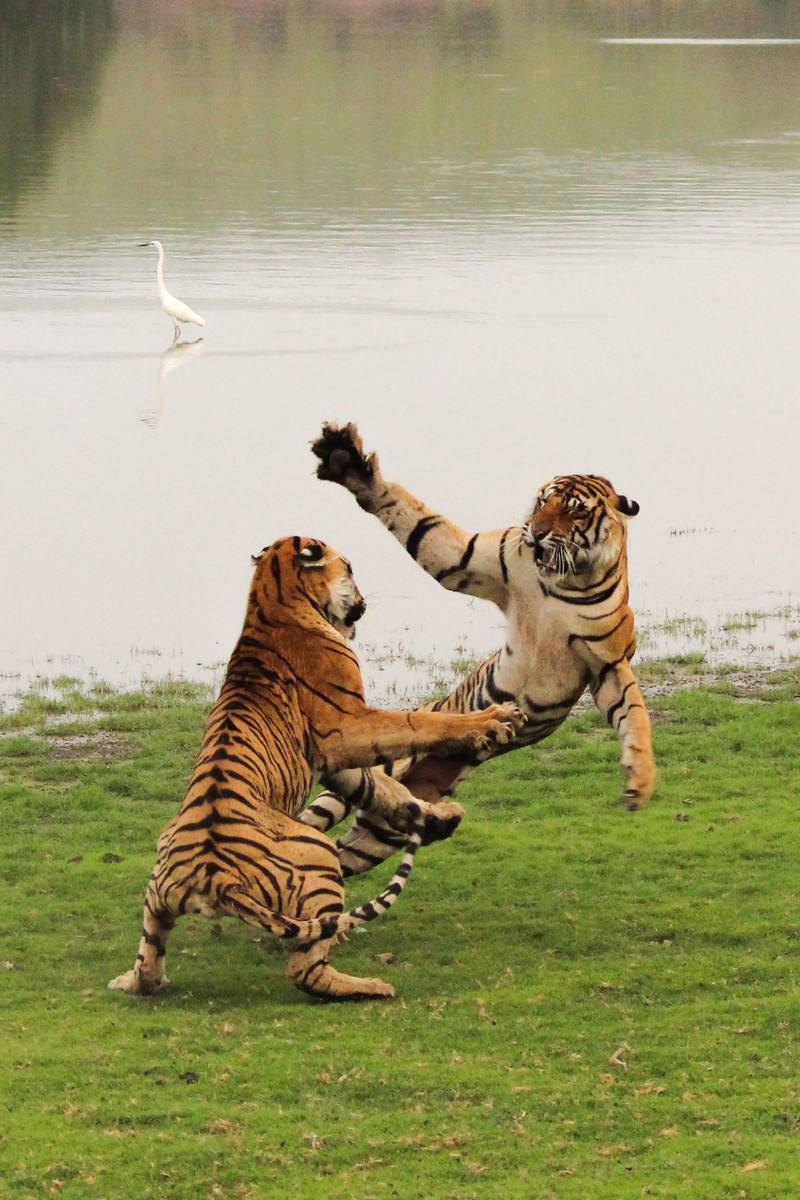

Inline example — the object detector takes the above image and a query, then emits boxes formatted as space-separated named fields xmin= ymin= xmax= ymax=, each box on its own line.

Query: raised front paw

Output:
xmin=311 ymin=422 xmax=376 ymax=494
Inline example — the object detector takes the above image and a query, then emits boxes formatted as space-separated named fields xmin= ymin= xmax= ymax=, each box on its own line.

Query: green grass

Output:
xmin=1 ymin=669 xmax=799 ymax=1199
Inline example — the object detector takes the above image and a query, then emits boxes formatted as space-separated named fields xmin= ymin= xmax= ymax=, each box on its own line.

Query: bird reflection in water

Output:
xmin=139 ymin=337 xmax=205 ymax=427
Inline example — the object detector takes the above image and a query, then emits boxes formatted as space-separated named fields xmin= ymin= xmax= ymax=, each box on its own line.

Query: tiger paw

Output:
xmin=312 ymin=422 xmax=377 ymax=494
xmin=108 ymin=970 xmax=144 ymax=994
xmin=417 ymin=800 xmax=465 ymax=845
xmin=621 ymin=781 xmax=655 ymax=811
xmin=288 ymin=957 xmax=396 ymax=1000
xmin=622 ymin=760 xmax=656 ymax=810
xmin=108 ymin=969 xmax=166 ymax=995
xmin=622 ymin=788 xmax=646 ymax=811
xmin=472 ymin=703 xmax=526 ymax=756
xmin=345 ymin=978 xmax=395 ymax=1001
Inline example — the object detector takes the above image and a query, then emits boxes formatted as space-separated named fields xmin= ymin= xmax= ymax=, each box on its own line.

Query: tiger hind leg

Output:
xmin=108 ymin=884 xmax=175 ymax=996
xmin=302 ymin=788 xmax=359 ymax=834
xmin=286 ymin=936 xmax=394 ymax=1001
xmin=336 ymin=758 xmax=471 ymax=877
xmin=303 ymin=768 xmax=465 ymax=877
xmin=206 ymin=825 xmax=400 ymax=1003
xmin=213 ymin=869 xmax=396 ymax=1001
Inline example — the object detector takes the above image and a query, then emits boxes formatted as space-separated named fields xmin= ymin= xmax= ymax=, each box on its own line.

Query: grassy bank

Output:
xmin=1 ymin=664 xmax=798 ymax=1199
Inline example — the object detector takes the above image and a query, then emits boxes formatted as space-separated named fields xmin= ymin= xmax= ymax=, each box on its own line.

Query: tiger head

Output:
xmin=522 ymin=475 xmax=640 ymax=580
xmin=251 ymin=536 xmax=366 ymax=639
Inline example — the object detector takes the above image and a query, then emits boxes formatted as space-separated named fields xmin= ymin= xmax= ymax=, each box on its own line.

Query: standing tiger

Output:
xmin=109 ymin=536 xmax=522 ymax=1002
xmin=300 ymin=424 xmax=656 ymax=877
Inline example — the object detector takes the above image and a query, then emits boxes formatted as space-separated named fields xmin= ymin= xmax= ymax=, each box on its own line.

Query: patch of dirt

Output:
xmin=45 ymin=732 xmax=132 ymax=761
xmin=638 ymin=662 xmax=799 ymax=700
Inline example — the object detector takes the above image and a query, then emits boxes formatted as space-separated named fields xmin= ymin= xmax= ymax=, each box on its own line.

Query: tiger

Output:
xmin=108 ymin=535 xmax=523 ymax=1002
xmin=300 ymin=423 xmax=656 ymax=878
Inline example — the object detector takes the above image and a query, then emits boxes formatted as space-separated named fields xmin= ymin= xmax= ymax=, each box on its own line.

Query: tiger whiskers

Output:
xmin=552 ymin=541 xmax=577 ymax=575
xmin=509 ymin=526 xmax=529 ymax=553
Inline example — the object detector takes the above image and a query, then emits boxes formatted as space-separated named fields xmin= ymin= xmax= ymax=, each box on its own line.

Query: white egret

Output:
xmin=139 ymin=239 xmax=206 ymax=340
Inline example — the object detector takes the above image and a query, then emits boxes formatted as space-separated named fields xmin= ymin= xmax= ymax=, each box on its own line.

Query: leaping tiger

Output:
xmin=109 ymin=536 xmax=523 ymax=1003
xmin=300 ymin=424 xmax=656 ymax=877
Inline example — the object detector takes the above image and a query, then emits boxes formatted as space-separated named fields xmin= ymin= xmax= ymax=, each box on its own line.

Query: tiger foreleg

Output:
xmin=304 ymin=655 xmax=514 ymax=877
xmin=108 ymin=884 xmax=175 ymax=996
xmin=618 ymin=706 xmax=656 ymax=810
xmin=312 ymin=422 xmax=508 ymax=605
xmin=590 ymin=663 xmax=656 ymax=810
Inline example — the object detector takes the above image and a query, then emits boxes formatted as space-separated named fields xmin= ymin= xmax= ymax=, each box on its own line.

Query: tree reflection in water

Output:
xmin=0 ymin=0 xmax=116 ymax=220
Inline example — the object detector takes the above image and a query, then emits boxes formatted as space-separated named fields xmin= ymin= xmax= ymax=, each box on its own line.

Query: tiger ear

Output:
xmin=616 ymin=494 xmax=640 ymax=517
xmin=296 ymin=543 xmax=326 ymax=568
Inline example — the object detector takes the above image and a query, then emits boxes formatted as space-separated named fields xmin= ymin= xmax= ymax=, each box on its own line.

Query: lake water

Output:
xmin=2 ymin=0 xmax=799 ymax=708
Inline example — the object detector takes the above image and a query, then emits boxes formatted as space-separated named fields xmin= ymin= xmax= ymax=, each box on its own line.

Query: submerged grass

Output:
xmin=1 ymin=666 xmax=798 ymax=1199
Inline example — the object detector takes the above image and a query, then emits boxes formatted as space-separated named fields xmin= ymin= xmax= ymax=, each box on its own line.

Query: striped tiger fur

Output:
xmin=109 ymin=536 xmax=523 ymax=1002
xmin=300 ymin=424 xmax=656 ymax=877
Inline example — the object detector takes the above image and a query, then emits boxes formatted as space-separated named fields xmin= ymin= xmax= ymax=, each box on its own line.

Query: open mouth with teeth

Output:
xmin=531 ymin=540 xmax=577 ymax=577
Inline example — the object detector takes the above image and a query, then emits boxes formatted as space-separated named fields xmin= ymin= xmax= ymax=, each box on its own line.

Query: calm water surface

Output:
xmin=1 ymin=1 xmax=799 ymax=706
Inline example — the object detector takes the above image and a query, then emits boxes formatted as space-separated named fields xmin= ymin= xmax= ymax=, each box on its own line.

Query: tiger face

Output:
xmin=253 ymin=536 xmax=366 ymax=640
xmin=522 ymin=475 xmax=640 ymax=579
